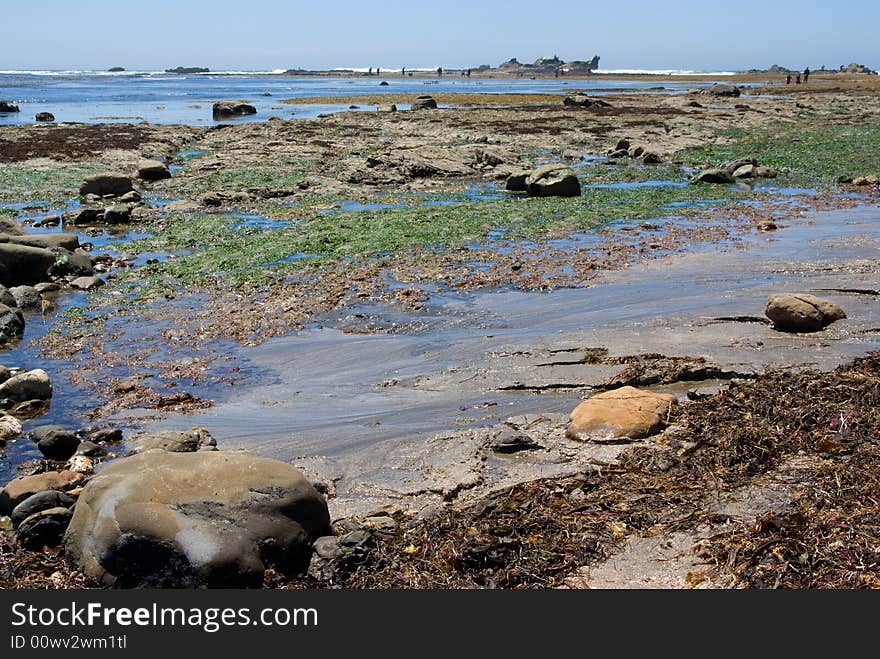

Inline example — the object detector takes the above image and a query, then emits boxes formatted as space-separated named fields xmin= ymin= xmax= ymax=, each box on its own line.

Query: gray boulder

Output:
xmin=563 ymin=95 xmax=611 ymax=108
xmin=0 ymin=369 xmax=52 ymax=404
xmin=0 ymin=217 xmax=26 ymax=235
xmin=411 ymin=95 xmax=438 ymax=110
xmin=0 ymin=243 xmax=58 ymax=287
xmin=11 ymin=490 xmax=76 ymax=528
xmin=69 ymin=276 xmax=104 ymax=291
xmin=137 ymin=159 xmax=172 ymax=181
xmin=62 ymin=208 xmax=105 ymax=225
xmin=0 ymin=304 xmax=25 ymax=345
xmin=0 ymin=414 xmax=22 ymax=442
xmin=691 ymin=168 xmax=736 ymax=185
xmin=64 ymin=450 xmax=332 ymax=587
xmin=0 ymin=470 xmax=82 ymax=515
xmin=699 ymin=84 xmax=741 ymax=97
xmin=132 ymin=427 xmax=216 ymax=453
xmin=764 ymin=294 xmax=846 ymax=333
xmin=0 ymin=285 xmax=16 ymax=307
xmin=525 ymin=164 xmax=581 ymax=198
xmin=4 ymin=232 xmax=80 ymax=251
xmin=79 ymin=174 xmax=134 ymax=197
xmin=723 ymin=157 xmax=757 ymax=175
xmin=103 ymin=205 xmax=132 ymax=224
xmin=9 ymin=286 xmax=41 ymax=309
xmin=17 ymin=507 xmax=72 ymax=549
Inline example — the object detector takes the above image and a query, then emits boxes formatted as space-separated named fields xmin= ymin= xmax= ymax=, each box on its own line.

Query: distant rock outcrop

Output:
xmin=841 ymin=63 xmax=877 ymax=74
xmin=165 ymin=67 xmax=209 ymax=74
xmin=0 ymin=101 xmax=20 ymax=113
xmin=107 ymin=67 xmax=126 ymax=73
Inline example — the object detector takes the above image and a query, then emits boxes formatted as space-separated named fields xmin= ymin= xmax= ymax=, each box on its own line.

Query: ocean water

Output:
xmin=0 ymin=71 xmax=731 ymax=126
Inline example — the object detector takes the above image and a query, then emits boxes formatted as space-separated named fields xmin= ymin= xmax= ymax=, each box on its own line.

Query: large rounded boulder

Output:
xmin=566 ymin=386 xmax=677 ymax=442
xmin=764 ymin=293 xmax=846 ymax=333
xmin=525 ymin=164 xmax=582 ymax=198
xmin=64 ymin=450 xmax=331 ymax=588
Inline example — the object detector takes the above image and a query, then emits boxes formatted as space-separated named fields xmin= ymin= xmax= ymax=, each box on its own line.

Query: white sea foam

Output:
xmin=593 ymin=69 xmax=737 ymax=76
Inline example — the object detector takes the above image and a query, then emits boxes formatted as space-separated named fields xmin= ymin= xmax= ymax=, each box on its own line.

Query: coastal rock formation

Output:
xmin=505 ymin=171 xmax=530 ymax=192
xmin=8 ymin=286 xmax=40 ymax=309
xmin=79 ymin=173 xmax=135 ymax=198
xmin=64 ymin=450 xmax=332 ymax=587
xmin=699 ymin=84 xmax=741 ymax=97
xmin=166 ymin=67 xmax=209 ymax=74
xmin=563 ymin=95 xmax=611 ymax=108
xmin=132 ymin=427 xmax=216 ymax=453
xmin=17 ymin=507 xmax=72 ymax=549
xmin=35 ymin=112 xmax=55 ymax=122
xmin=4 ymin=232 xmax=80 ymax=251
xmin=525 ymin=164 xmax=581 ymax=197
xmin=0 ymin=470 xmax=82 ymax=515
xmin=0 ymin=244 xmax=58 ymax=287
xmin=69 ymin=276 xmax=105 ymax=291
xmin=764 ymin=294 xmax=846 ymax=333
xmin=566 ymin=386 xmax=677 ymax=442
xmin=212 ymin=102 xmax=257 ymax=117
xmin=137 ymin=159 xmax=171 ymax=181
xmin=0 ymin=101 xmax=20 ymax=113
xmin=411 ymin=95 xmax=438 ymax=110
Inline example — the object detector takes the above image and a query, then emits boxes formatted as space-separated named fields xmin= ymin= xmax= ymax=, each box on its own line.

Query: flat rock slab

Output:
xmin=64 ymin=450 xmax=331 ymax=587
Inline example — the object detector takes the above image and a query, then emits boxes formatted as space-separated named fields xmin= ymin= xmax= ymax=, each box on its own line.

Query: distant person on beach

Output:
xmin=368 ymin=68 xmax=372 ymax=76
xmin=803 ymin=67 xmax=810 ymax=83
xmin=796 ymin=72 xmax=801 ymax=84
xmin=437 ymin=67 xmax=442 ymax=77
xmin=786 ymin=73 xmax=792 ymax=84
xmin=402 ymin=67 xmax=406 ymax=76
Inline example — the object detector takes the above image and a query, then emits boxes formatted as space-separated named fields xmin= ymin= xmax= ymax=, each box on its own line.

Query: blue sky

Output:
xmin=3 ymin=0 xmax=878 ymax=71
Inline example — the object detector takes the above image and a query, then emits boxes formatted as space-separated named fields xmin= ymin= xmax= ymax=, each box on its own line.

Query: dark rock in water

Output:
xmin=379 ymin=80 xmax=389 ymax=86
xmin=8 ymin=286 xmax=41 ymax=309
xmin=30 ymin=425 xmax=81 ymax=461
xmin=79 ymin=173 xmax=134 ymax=198
xmin=641 ymin=151 xmax=663 ymax=164
xmin=103 ymin=204 xmax=132 ymax=224
xmin=627 ymin=145 xmax=645 ymax=158
xmin=64 ymin=450 xmax=332 ymax=587
xmin=411 ymin=95 xmax=438 ymax=110
xmin=765 ymin=294 xmax=846 ymax=333
xmin=108 ymin=67 xmax=126 ymax=73
xmin=52 ymin=250 xmax=94 ymax=278
xmin=0 ymin=285 xmax=16 ymax=307
xmin=35 ymin=112 xmax=55 ymax=122
xmin=88 ymin=428 xmax=123 ymax=444
xmin=505 ymin=171 xmax=530 ymax=192
xmin=0 ymin=470 xmax=81 ymax=515
xmin=690 ymin=168 xmax=736 ymax=185
xmin=0 ymin=243 xmax=57 ymax=287
xmin=212 ymin=102 xmax=257 ymax=117
xmin=166 ymin=67 xmax=209 ymax=74
xmin=0 ymin=101 xmax=20 ymax=113
xmin=75 ymin=440 xmax=105 ymax=457
xmin=525 ymin=163 xmax=581 ymax=198
xmin=563 ymin=94 xmax=611 ymax=108
xmin=11 ymin=490 xmax=76 ymax=528
xmin=17 ymin=507 xmax=72 ymax=550
xmin=119 ymin=190 xmax=142 ymax=203
xmin=132 ymin=427 xmax=216 ymax=453
xmin=137 ymin=159 xmax=171 ymax=181
xmin=0 ymin=304 xmax=25 ymax=345
xmin=699 ymin=84 xmax=741 ymax=97
xmin=62 ymin=207 xmax=105 ymax=225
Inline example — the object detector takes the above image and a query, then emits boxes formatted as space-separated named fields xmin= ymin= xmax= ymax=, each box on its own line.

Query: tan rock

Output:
xmin=0 ymin=471 xmax=83 ymax=515
xmin=566 ymin=386 xmax=677 ymax=442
